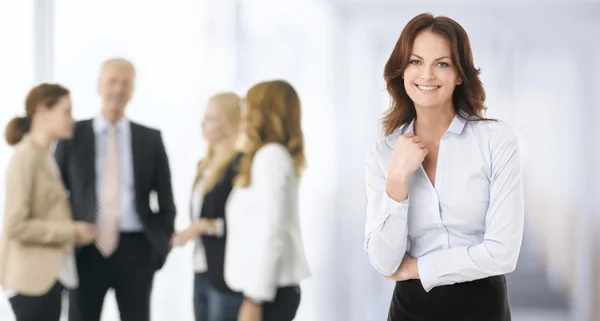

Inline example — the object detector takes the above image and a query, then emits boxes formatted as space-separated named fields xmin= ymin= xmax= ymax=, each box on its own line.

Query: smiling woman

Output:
xmin=381 ymin=12 xmax=489 ymax=136
xmin=364 ymin=12 xmax=524 ymax=321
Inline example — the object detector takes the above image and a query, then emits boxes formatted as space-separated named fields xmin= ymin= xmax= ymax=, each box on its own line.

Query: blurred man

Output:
xmin=54 ymin=58 xmax=176 ymax=321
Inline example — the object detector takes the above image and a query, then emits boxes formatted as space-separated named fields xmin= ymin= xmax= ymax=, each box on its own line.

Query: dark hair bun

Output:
xmin=4 ymin=116 xmax=29 ymax=146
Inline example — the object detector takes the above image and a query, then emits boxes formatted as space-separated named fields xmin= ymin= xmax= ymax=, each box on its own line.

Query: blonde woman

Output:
xmin=171 ymin=92 xmax=244 ymax=321
xmin=0 ymin=83 xmax=97 ymax=321
xmin=225 ymin=80 xmax=311 ymax=321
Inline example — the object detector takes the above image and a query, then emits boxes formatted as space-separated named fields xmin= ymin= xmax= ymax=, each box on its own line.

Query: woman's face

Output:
xmin=37 ymin=95 xmax=75 ymax=140
xmin=201 ymin=100 xmax=233 ymax=143
xmin=403 ymin=30 xmax=462 ymax=110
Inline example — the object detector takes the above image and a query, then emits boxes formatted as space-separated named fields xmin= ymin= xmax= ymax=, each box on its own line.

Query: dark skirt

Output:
xmin=388 ymin=275 xmax=511 ymax=321
xmin=263 ymin=285 xmax=302 ymax=321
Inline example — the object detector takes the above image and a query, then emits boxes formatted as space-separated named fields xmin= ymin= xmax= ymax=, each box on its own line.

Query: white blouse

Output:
xmin=191 ymin=175 xmax=208 ymax=273
xmin=224 ymin=143 xmax=311 ymax=302
xmin=48 ymin=154 xmax=78 ymax=290
xmin=364 ymin=115 xmax=524 ymax=292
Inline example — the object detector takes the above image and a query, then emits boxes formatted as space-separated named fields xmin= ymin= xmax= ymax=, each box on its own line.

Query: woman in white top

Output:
xmin=0 ymin=83 xmax=97 ymax=321
xmin=364 ymin=13 xmax=524 ymax=321
xmin=225 ymin=80 xmax=311 ymax=321
xmin=171 ymin=92 xmax=242 ymax=321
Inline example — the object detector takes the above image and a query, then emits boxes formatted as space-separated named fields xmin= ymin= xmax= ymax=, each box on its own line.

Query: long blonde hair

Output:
xmin=235 ymin=80 xmax=306 ymax=187
xmin=193 ymin=92 xmax=241 ymax=194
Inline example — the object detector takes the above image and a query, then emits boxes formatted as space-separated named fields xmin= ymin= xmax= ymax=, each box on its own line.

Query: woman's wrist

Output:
xmin=200 ymin=218 xmax=225 ymax=237
xmin=245 ymin=296 xmax=264 ymax=306
xmin=190 ymin=219 xmax=207 ymax=236
xmin=213 ymin=218 xmax=224 ymax=237
xmin=385 ymin=176 xmax=409 ymax=203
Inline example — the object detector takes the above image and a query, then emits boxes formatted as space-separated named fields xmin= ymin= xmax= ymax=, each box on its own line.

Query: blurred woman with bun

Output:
xmin=0 ymin=83 xmax=97 ymax=321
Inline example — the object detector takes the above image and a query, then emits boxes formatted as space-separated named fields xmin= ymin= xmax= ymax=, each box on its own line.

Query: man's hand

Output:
xmin=384 ymin=253 xmax=420 ymax=281
xmin=74 ymin=221 xmax=97 ymax=245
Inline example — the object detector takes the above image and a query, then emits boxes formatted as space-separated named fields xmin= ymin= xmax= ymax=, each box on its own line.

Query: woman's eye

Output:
xmin=409 ymin=60 xmax=420 ymax=65
xmin=438 ymin=62 xmax=450 ymax=67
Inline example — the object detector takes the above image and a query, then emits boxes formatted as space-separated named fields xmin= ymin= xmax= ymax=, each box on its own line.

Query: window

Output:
xmin=0 ymin=1 xmax=34 ymax=316
xmin=0 ymin=3 xmax=34 ymax=234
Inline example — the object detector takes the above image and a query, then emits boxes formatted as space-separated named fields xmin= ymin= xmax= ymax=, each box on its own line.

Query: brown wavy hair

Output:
xmin=382 ymin=12 xmax=493 ymax=136
xmin=235 ymin=80 xmax=306 ymax=187
xmin=4 ymin=83 xmax=70 ymax=146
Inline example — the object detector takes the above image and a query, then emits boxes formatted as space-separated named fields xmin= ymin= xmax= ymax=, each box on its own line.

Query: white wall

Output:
xmin=0 ymin=0 xmax=34 ymax=230
xmin=0 ymin=1 xmax=34 ymax=318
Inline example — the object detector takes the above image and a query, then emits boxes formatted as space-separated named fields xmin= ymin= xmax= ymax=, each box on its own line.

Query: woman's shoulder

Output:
xmin=468 ymin=118 xmax=518 ymax=146
xmin=8 ymin=141 xmax=42 ymax=171
xmin=252 ymin=143 xmax=294 ymax=173
xmin=255 ymin=143 xmax=292 ymax=161
xmin=469 ymin=117 xmax=514 ymax=132
xmin=368 ymin=129 xmax=404 ymax=162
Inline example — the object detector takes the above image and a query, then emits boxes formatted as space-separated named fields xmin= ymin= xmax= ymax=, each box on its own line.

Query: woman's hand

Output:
xmin=171 ymin=218 xmax=223 ymax=246
xmin=384 ymin=253 xmax=420 ymax=281
xmin=385 ymin=132 xmax=428 ymax=202
xmin=237 ymin=298 xmax=262 ymax=321
xmin=171 ymin=220 xmax=205 ymax=246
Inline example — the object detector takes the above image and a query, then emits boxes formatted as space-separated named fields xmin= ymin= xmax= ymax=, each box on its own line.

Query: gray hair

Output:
xmin=100 ymin=58 xmax=136 ymax=75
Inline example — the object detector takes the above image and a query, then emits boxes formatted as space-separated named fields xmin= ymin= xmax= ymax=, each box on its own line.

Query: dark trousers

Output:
xmin=68 ymin=232 xmax=156 ymax=321
xmin=388 ymin=275 xmax=511 ymax=321
xmin=9 ymin=282 xmax=63 ymax=321
xmin=194 ymin=272 xmax=244 ymax=321
xmin=262 ymin=286 xmax=302 ymax=321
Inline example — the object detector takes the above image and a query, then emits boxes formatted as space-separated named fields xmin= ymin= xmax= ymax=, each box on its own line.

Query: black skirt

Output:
xmin=388 ymin=275 xmax=511 ymax=321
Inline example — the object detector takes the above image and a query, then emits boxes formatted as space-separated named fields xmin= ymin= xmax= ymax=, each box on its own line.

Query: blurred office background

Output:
xmin=0 ymin=0 xmax=598 ymax=320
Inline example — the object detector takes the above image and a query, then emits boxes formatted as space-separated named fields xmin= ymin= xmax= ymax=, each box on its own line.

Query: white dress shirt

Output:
xmin=93 ymin=115 xmax=142 ymax=232
xmin=225 ymin=143 xmax=311 ymax=302
xmin=364 ymin=115 xmax=524 ymax=292
xmin=191 ymin=176 xmax=208 ymax=273
xmin=47 ymin=154 xmax=79 ymax=290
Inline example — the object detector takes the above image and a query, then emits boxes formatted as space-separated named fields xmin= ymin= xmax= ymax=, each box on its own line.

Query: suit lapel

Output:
xmin=130 ymin=122 xmax=143 ymax=201
xmin=79 ymin=120 xmax=97 ymax=208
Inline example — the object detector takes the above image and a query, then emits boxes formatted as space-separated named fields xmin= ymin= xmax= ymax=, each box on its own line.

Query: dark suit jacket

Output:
xmin=54 ymin=119 xmax=176 ymax=269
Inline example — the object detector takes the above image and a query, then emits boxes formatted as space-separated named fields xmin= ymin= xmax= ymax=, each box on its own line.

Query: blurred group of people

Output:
xmin=0 ymin=58 xmax=310 ymax=321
